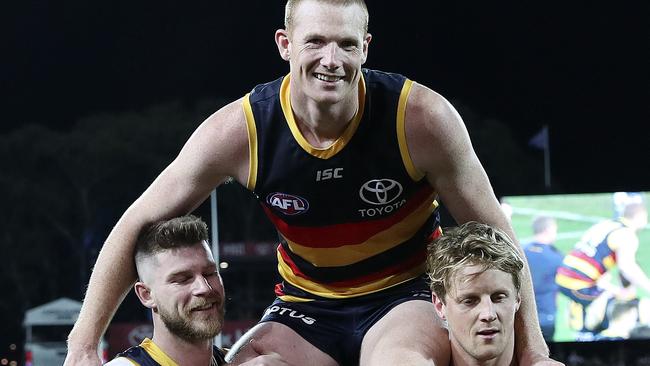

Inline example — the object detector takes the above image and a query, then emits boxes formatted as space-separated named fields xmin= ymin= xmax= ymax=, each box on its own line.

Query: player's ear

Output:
xmin=134 ymin=281 xmax=156 ymax=310
xmin=361 ymin=33 xmax=372 ymax=64
xmin=514 ymin=292 xmax=521 ymax=313
xmin=432 ymin=293 xmax=446 ymax=320
xmin=275 ymin=29 xmax=291 ymax=61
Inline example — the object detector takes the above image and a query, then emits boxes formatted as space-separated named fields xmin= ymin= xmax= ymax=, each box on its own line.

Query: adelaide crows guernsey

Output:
xmin=242 ymin=69 xmax=440 ymax=301
xmin=556 ymin=219 xmax=630 ymax=290
xmin=107 ymin=338 xmax=227 ymax=366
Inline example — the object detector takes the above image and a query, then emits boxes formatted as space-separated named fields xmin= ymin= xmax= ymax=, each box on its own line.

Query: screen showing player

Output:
xmin=502 ymin=191 xmax=650 ymax=342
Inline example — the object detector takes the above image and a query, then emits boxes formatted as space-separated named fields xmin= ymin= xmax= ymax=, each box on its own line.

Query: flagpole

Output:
xmin=528 ymin=125 xmax=551 ymax=191
xmin=543 ymin=125 xmax=551 ymax=190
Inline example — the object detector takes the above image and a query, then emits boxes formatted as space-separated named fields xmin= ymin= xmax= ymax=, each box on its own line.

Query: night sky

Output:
xmin=4 ymin=1 xmax=649 ymax=193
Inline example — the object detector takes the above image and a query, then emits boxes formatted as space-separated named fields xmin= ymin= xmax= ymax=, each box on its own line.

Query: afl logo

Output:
xmin=267 ymin=193 xmax=310 ymax=215
xmin=359 ymin=179 xmax=403 ymax=205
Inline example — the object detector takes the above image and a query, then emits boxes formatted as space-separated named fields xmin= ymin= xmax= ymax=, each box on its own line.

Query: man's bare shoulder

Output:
xmin=404 ymin=82 xmax=472 ymax=178
xmin=181 ymin=97 xmax=250 ymax=185
xmin=406 ymin=82 xmax=463 ymax=135
xmin=199 ymin=97 xmax=248 ymax=145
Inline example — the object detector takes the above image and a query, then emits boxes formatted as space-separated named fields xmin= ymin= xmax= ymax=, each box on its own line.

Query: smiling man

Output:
xmin=427 ymin=222 xmax=524 ymax=366
xmin=105 ymin=215 xmax=228 ymax=366
xmin=105 ymin=216 xmax=290 ymax=366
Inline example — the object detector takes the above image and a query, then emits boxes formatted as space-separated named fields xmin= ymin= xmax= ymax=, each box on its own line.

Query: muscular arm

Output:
xmin=615 ymin=230 xmax=650 ymax=293
xmin=405 ymin=83 xmax=553 ymax=364
xmin=65 ymin=99 xmax=250 ymax=364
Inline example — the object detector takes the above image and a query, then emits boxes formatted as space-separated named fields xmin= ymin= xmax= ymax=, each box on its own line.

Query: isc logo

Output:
xmin=316 ymin=168 xmax=343 ymax=182
xmin=267 ymin=193 xmax=310 ymax=215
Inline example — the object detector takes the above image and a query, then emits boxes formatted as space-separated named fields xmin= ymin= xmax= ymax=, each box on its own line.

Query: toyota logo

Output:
xmin=359 ymin=179 xmax=403 ymax=205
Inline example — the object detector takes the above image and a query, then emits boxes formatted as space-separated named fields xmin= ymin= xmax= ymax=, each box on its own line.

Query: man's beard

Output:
xmin=158 ymin=300 xmax=225 ymax=342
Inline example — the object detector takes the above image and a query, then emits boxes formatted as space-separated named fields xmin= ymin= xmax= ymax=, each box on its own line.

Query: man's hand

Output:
xmin=236 ymin=352 xmax=294 ymax=366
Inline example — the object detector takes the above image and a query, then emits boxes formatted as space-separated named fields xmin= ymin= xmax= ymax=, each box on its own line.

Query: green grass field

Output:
xmin=504 ymin=192 xmax=650 ymax=342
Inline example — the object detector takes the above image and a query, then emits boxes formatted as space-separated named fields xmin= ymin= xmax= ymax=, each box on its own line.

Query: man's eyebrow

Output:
xmin=166 ymin=270 xmax=192 ymax=281
xmin=167 ymin=263 xmax=217 ymax=278
xmin=301 ymin=33 xmax=359 ymax=44
xmin=301 ymin=32 xmax=322 ymax=40
xmin=203 ymin=263 xmax=218 ymax=272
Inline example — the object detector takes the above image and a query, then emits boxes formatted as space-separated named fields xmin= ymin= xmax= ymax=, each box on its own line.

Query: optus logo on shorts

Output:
xmin=264 ymin=305 xmax=316 ymax=325
xmin=267 ymin=192 xmax=310 ymax=215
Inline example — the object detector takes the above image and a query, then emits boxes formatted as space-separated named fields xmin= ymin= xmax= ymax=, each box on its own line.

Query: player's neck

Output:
xmin=451 ymin=345 xmax=516 ymax=366
xmin=290 ymin=89 xmax=359 ymax=148
xmin=152 ymin=328 xmax=214 ymax=366
xmin=533 ymin=233 xmax=555 ymax=245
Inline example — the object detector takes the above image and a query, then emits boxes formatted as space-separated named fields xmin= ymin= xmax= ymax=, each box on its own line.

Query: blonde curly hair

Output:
xmin=426 ymin=221 xmax=524 ymax=303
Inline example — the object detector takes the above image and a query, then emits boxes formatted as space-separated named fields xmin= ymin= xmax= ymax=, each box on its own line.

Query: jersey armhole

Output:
xmin=242 ymin=93 xmax=259 ymax=190
xmin=396 ymin=79 xmax=426 ymax=181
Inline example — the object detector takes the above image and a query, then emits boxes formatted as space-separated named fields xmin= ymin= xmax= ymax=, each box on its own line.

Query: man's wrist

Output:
xmin=67 ymin=331 xmax=99 ymax=353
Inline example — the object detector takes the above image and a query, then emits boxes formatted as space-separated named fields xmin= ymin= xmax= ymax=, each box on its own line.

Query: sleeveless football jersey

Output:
xmin=108 ymin=338 xmax=226 ymax=366
xmin=242 ymin=69 xmax=440 ymax=301
xmin=556 ymin=219 xmax=629 ymax=290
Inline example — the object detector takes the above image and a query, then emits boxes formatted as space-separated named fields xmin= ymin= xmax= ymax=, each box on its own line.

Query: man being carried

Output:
xmin=427 ymin=221 xmax=524 ymax=366
xmin=105 ymin=215 xmax=289 ymax=366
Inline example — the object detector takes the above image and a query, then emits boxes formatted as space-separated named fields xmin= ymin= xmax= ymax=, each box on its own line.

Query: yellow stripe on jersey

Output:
xmin=602 ymin=254 xmax=616 ymax=270
xmin=242 ymin=94 xmax=258 ymax=190
xmin=274 ymin=294 xmax=314 ymax=303
xmin=563 ymin=255 xmax=602 ymax=280
xmin=277 ymin=254 xmax=425 ymax=299
xmin=396 ymin=79 xmax=425 ymax=181
xmin=279 ymin=74 xmax=366 ymax=159
xmin=139 ymin=338 xmax=178 ymax=366
xmin=556 ymin=273 xmax=594 ymax=290
xmin=282 ymin=195 xmax=437 ymax=267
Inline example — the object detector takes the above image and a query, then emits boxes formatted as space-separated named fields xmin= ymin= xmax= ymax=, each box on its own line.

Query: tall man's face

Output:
xmin=275 ymin=0 xmax=371 ymax=106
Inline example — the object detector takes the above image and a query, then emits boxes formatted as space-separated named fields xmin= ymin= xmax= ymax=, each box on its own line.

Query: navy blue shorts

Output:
xmin=259 ymin=276 xmax=432 ymax=366
xmin=558 ymin=285 xmax=604 ymax=307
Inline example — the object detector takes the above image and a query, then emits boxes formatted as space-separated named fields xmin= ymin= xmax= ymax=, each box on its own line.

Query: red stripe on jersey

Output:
xmin=274 ymin=283 xmax=285 ymax=297
xmin=557 ymin=266 xmax=593 ymax=281
xmin=262 ymin=185 xmax=435 ymax=248
xmin=278 ymin=245 xmax=309 ymax=280
xmin=428 ymin=226 xmax=442 ymax=242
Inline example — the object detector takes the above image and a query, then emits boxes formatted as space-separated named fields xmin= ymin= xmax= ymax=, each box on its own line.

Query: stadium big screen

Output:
xmin=502 ymin=191 xmax=650 ymax=342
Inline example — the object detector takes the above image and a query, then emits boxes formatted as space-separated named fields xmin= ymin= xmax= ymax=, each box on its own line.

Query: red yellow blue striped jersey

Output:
xmin=556 ymin=219 xmax=631 ymax=290
xmin=242 ymin=69 xmax=440 ymax=301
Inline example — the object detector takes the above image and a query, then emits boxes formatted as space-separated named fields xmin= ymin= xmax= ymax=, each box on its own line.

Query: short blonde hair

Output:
xmin=426 ymin=221 xmax=524 ymax=303
xmin=284 ymin=0 xmax=369 ymax=33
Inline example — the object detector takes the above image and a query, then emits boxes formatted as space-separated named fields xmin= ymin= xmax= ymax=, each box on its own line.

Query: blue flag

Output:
xmin=529 ymin=126 xmax=549 ymax=150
